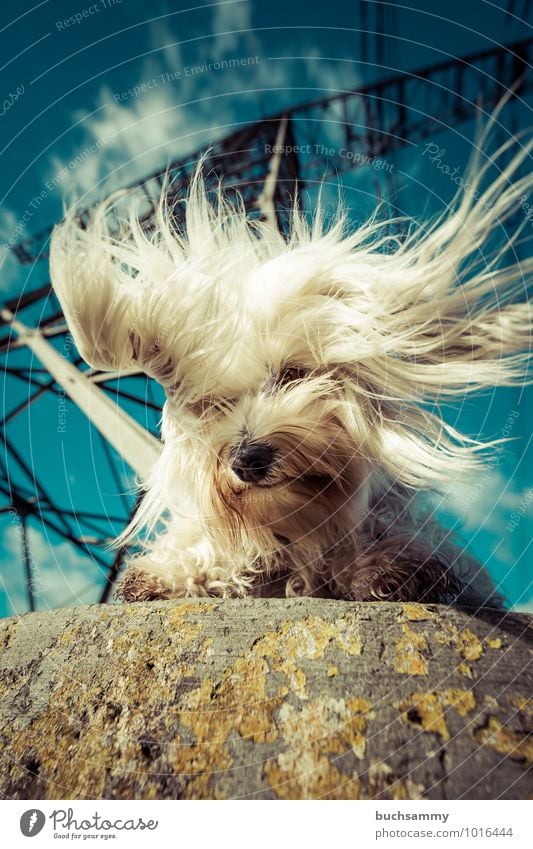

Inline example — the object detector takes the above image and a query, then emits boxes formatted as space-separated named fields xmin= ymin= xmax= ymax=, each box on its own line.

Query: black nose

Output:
xmin=231 ymin=443 xmax=275 ymax=483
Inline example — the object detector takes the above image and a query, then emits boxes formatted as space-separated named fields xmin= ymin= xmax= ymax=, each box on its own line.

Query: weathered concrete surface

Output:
xmin=0 ymin=599 xmax=531 ymax=800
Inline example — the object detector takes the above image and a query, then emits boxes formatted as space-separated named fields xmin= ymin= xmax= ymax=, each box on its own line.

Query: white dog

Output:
xmin=50 ymin=139 xmax=532 ymax=607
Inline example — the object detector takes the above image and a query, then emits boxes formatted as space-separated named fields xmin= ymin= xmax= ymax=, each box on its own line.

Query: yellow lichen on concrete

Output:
xmin=366 ymin=761 xmax=425 ymax=800
xmin=171 ymin=613 xmax=367 ymax=797
xmin=457 ymin=662 xmax=473 ymax=679
xmin=0 ymin=610 xmax=367 ymax=799
xmin=347 ymin=697 xmax=373 ymax=759
xmin=173 ymin=654 xmax=283 ymax=798
xmin=399 ymin=689 xmax=476 ymax=741
xmin=0 ymin=619 xmax=17 ymax=650
xmin=399 ymin=692 xmax=450 ymax=740
xmin=433 ymin=620 xmax=485 ymax=661
xmin=393 ymin=623 xmax=429 ymax=676
xmin=333 ymin=615 xmax=363 ymax=656
xmin=164 ymin=613 xmax=204 ymax=646
xmin=1 ymin=613 xmax=212 ymax=799
xmin=280 ymin=661 xmax=307 ymax=698
xmin=19 ymin=684 xmax=109 ymax=797
xmin=4 ymin=670 xmax=157 ymax=799
xmin=509 ymin=694 xmax=533 ymax=717
xmin=263 ymin=696 xmax=372 ymax=799
xmin=454 ymin=629 xmax=484 ymax=661
xmin=199 ymin=637 xmax=214 ymax=659
xmin=2 ymin=600 xmax=530 ymax=801
xmin=166 ymin=602 xmax=218 ymax=621
xmin=442 ymin=689 xmax=476 ymax=717
xmin=433 ymin=615 xmax=486 ymax=663
xmin=253 ymin=616 xmax=336 ymax=664
xmin=57 ymin=625 xmax=80 ymax=647
xmin=402 ymin=603 xmax=434 ymax=622
xmin=257 ymin=614 xmax=362 ymax=661
xmin=249 ymin=614 xmax=361 ymax=700
xmin=385 ymin=777 xmax=425 ymax=801
xmin=474 ymin=717 xmax=533 ymax=766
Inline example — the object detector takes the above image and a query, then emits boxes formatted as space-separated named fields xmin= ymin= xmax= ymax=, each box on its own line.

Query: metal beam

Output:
xmin=257 ymin=115 xmax=289 ymax=229
xmin=1 ymin=309 xmax=162 ymax=479
xmin=20 ymin=514 xmax=35 ymax=612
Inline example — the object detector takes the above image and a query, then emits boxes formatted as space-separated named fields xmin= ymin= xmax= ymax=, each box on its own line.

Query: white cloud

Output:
xmin=435 ymin=468 xmax=533 ymax=568
xmin=0 ymin=207 xmax=20 ymax=242
xmin=43 ymin=10 xmax=258 ymax=204
xmin=513 ymin=599 xmax=533 ymax=614
xmin=147 ymin=19 xmax=184 ymax=71
xmin=0 ymin=522 xmax=106 ymax=615
xmin=439 ymin=469 xmax=533 ymax=532
xmin=43 ymin=3 xmax=365 ymax=207
xmin=45 ymin=84 xmax=203 ymax=203
xmin=211 ymin=0 xmax=252 ymax=55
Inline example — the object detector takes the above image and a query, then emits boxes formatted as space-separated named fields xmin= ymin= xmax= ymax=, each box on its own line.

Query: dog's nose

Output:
xmin=231 ymin=443 xmax=274 ymax=483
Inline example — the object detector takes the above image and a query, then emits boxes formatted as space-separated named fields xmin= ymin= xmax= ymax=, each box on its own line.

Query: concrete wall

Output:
xmin=0 ymin=599 xmax=531 ymax=799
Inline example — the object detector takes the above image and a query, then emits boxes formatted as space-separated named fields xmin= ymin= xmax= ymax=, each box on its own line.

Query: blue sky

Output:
xmin=0 ymin=0 xmax=531 ymax=615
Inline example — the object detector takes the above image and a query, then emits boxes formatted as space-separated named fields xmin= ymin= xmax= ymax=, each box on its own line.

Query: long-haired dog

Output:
xmin=50 ymin=137 xmax=532 ymax=607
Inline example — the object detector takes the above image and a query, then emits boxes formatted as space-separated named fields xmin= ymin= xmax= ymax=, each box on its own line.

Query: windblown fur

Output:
xmin=50 ymin=136 xmax=532 ymax=607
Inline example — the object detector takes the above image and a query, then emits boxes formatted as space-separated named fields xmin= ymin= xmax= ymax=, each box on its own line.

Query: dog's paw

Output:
xmin=114 ymin=567 xmax=174 ymax=602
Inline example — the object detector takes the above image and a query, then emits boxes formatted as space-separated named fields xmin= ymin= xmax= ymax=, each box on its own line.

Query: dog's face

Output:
xmin=161 ymin=245 xmax=378 ymax=550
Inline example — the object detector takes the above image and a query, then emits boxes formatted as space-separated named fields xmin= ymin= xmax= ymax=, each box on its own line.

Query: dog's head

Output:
xmin=50 ymin=160 xmax=531 ymax=552
xmin=167 ymin=291 xmax=377 ymax=550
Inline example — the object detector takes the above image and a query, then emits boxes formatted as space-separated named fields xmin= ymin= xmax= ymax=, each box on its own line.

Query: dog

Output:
xmin=50 ymin=139 xmax=532 ymax=607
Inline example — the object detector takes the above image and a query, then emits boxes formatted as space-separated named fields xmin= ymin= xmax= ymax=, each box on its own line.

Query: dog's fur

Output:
xmin=50 ymin=138 xmax=532 ymax=607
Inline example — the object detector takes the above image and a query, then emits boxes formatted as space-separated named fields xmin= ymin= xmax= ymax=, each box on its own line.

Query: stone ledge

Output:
xmin=0 ymin=598 xmax=531 ymax=799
